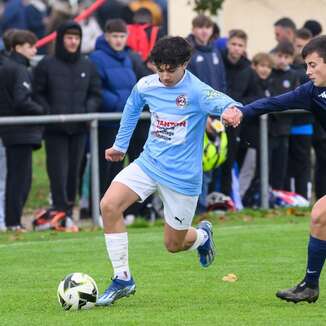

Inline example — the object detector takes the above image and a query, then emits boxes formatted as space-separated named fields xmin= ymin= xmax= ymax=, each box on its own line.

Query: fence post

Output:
xmin=260 ymin=114 xmax=269 ymax=209
xmin=90 ymin=119 xmax=101 ymax=226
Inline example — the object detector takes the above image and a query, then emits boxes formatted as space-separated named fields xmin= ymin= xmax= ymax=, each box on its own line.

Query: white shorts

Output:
xmin=113 ymin=162 xmax=198 ymax=230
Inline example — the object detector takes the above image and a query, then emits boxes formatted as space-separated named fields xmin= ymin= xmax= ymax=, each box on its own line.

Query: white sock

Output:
xmin=104 ymin=232 xmax=131 ymax=281
xmin=188 ymin=228 xmax=208 ymax=251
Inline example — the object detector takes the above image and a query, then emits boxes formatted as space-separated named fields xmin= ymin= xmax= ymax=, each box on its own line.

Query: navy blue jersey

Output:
xmin=241 ymin=81 xmax=326 ymax=131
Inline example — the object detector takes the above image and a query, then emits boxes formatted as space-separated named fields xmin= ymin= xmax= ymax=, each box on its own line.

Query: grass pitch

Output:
xmin=0 ymin=213 xmax=325 ymax=326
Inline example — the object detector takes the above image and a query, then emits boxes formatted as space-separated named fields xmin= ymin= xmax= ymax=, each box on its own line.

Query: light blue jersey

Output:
xmin=113 ymin=70 xmax=241 ymax=196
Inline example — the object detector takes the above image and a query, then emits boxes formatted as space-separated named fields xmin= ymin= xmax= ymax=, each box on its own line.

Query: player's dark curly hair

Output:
xmin=302 ymin=35 xmax=326 ymax=63
xmin=149 ymin=36 xmax=192 ymax=68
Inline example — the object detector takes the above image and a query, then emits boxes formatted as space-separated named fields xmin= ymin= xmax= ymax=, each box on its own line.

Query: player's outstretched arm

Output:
xmin=241 ymin=82 xmax=313 ymax=118
xmin=113 ymin=84 xmax=146 ymax=153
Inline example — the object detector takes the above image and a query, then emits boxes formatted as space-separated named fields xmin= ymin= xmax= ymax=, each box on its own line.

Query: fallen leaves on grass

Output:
xmin=218 ymin=215 xmax=229 ymax=222
xmin=264 ymin=209 xmax=283 ymax=218
xmin=8 ymin=233 xmax=24 ymax=241
xmin=286 ymin=207 xmax=309 ymax=217
xmin=242 ymin=215 xmax=253 ymax=222
xmin=222 ymin=273 xmax=238 ymax=282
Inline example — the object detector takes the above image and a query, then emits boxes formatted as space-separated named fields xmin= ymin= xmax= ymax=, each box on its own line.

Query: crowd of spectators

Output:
xmin=0 ymin=0 xmax=324 ymax=231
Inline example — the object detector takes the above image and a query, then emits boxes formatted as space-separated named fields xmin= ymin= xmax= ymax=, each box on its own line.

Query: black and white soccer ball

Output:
xmin=57 ymin=273 xmax=98 ymax=310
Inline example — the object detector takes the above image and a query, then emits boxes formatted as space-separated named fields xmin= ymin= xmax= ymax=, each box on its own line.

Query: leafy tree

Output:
xmin=191 ymin=0 xmax=225 ymax=15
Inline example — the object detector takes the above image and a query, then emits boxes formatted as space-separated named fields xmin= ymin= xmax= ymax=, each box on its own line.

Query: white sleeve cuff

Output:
xmin=112 ymin=144 xmax=127 ymax=154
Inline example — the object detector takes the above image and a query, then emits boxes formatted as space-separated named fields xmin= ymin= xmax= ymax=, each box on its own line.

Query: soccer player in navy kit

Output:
xmin=223 ymin=35 xmax=326 ymax=303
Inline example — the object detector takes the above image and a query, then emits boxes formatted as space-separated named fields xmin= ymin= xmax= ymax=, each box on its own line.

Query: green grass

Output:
xmin=0 ymin=214 xmax=325 ymax=326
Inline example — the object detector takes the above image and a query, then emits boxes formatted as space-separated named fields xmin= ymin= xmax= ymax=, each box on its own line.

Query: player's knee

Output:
xmin=164 ymin=239 xmax=183 ymax=253
xmin=100 ymin=198 xmax=120 ymax=218
xmin=311 ymin=205 xmax=326 ymax=227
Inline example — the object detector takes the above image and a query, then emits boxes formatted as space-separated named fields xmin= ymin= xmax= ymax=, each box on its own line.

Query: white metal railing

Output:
xmin=0 ymin=110 xmax=311 ymax=217
xmin=0 ymin=112 xmax=150 ymax=225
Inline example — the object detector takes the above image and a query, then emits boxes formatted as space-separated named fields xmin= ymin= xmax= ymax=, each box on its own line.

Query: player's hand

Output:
xmin=221 ymin=106 xmax=243 ymax=128
xmin=105 ymin=147 xmax=125 ymax=162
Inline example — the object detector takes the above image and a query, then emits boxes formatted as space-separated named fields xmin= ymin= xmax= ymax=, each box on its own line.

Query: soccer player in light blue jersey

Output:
xmin=96 ymin=36 xmax=242 ymax=306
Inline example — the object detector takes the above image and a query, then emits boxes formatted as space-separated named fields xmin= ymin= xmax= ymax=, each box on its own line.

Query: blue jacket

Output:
xmin=0 ymin=0 xmax=26 ymax=32
xmin=25 ymin=4 xmax=46 ymax=39
xmin=241 ymin=81 xmax=326 ymax=132
xmin=187 ymin=34 xmax=227 ymax=93
xmin=89 ymin=36 xmax=137 ymax=120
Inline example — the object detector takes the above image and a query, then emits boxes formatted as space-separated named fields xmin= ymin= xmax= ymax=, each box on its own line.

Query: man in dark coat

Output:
xmin=0 ymin=30 xmax=43 ymax=231
xmin=33 ymin=21 xmax=101 ymax=218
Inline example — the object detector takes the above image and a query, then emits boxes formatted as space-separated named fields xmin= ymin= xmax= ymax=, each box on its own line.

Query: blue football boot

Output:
xmin=197 ymin=221 xmax=216 ymax=267
xmin=96 ymin=277 xmax=136 ymax=306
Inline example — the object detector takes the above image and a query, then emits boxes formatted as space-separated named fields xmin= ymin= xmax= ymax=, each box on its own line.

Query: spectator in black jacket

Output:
xmin=0 ymin=30 xmax=43 ymax=231
xmin=219 ymin=29 xmax=258 ymax=200
xmin=0 ymin=28 xmax=17 ymax=231
xmin=268 ymin=41 xmax=299 ymax=190
xmin=33 ymin=21 xmax=101 ymax=219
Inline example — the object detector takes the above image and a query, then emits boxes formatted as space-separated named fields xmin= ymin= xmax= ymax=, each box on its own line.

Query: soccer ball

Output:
xmin=57 ymin=273 xmax=98 ymax=310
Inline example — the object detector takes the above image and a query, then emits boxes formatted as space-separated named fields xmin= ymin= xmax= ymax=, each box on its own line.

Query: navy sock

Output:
xmin=303 ymin=235 xmax=326 ymax=288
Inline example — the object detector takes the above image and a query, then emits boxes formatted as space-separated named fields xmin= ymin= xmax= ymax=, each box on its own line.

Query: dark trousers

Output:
xmin=98 ymin=126 xmax=123 ymax=198
xmin=219 ymin=126 xmax=241 ymax=196
xmin=269 ymin=135 xmax=289 ymax=190
xmin=45 ymin=133 xmax=86 ymax=215
xmin=5 ymin=145 xmax=33 ymax=227
xmin=313 ymin=138 xmax=326 ymax=199
xmin=286 ymin=135 xmax=312 ymax=198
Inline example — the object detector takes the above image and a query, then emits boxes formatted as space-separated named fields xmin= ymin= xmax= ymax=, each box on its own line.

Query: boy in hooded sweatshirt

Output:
xmin=33 ymin=21 xmax=101 ymax=220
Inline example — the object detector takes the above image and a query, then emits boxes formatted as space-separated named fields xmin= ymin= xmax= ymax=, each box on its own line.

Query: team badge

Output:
xmin=176 ymin=94 xmax=187 ymax=107
xmin=283 ymin=80 xmax=291 ymax=88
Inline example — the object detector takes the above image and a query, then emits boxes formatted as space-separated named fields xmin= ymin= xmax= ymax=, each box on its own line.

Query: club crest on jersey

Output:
xmin=176 ymin=94 xmax=187 ymax=107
